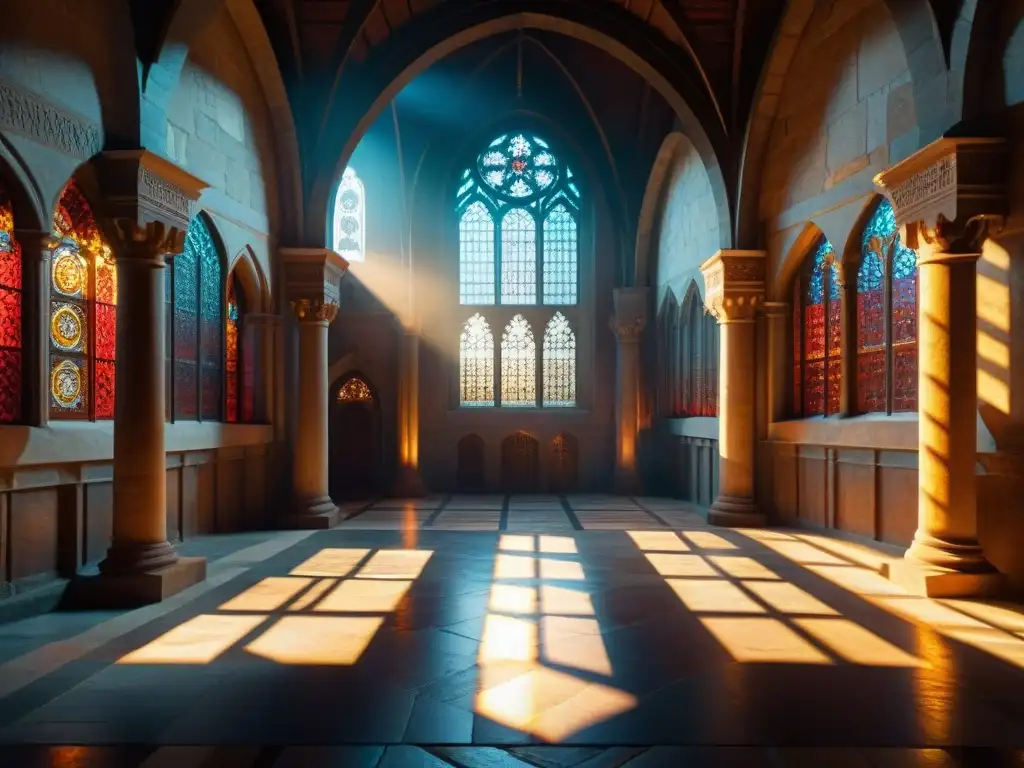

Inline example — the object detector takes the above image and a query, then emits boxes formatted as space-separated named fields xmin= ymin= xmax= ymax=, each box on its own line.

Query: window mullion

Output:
xmin=89 ymin=255 xmax=96 ymax=421
xmin=884 ymin=243 xmax=895 ymax=415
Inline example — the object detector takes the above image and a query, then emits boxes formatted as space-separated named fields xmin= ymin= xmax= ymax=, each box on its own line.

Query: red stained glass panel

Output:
xmin=827 ymin=294 xmax=842 ymax=415
xmin=95 ymin=303 xmax=116 ymax=361
xmin=0 ymin=195 xmax=21 ymax=423
xmin=893 ymin=343 xmax=918 ymax=412
xmin=0 ymin=287 xmax=20 ymax=349
xmin=0 ymin=348 xmax=20 ymax=422
xmin=803 ymin=302 xmax=825 ymax=416
xmin=891 ymin=270 xmax=917 ymax=412
xmin=95 ymin=360 xmax=115 ymax=419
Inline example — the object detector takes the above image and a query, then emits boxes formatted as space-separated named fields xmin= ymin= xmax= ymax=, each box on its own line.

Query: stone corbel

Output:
xmin=699 ymin=250 xmax=766 ymax=323
xmin=281 ymin=247 xmax=349 ymax=324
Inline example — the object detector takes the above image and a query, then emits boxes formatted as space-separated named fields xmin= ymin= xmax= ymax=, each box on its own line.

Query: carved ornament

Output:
xmin=700 ymin=250 xmax=766 ymax=323
xmin=291 ymin=298 xmax=339 ymax=324
xmin=110 ymin=219 xmax=186 ymax=265
xmin=609 ymin=315 xmax=646 ymax=343
xmin=874 ymin=137 xmax=1007 ymax=254
xmin=94 ymin=150 xmax=207 ymax=233
xmin=0 ymin=80 xmax=102 ymax=159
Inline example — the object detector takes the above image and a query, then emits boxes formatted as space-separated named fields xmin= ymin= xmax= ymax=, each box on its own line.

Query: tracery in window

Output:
xmin=794 ymin=237 xmax=841 ymax=417
xmin=333 ymin=167 xmax=365 ymax=262
xmin=0 ymin=189 xmax=22 ymax=423
xmin=500 ymin=209 xmax=536 ymax=305
xmin=542 ymin=312 xmax=576 ymax=407
xmin=49 ymin=181 xmax=116 ymax=419
xmin=542 ymin=205 xmax=577 ymax=305
xmin=856 ymin=198 xmax=918 ymax=413
xmin=459 ymin=201 xmax=495 ymax=305
xmin=460 ymin=313 xmax=494 ymax=407
xmin=678 ymin=282 xmax=718 ymax=417
xmin=169 ymin=215 xmax=223 ymax=421
xmin=501 ymin=314 xmax=536 ymax=407
xmin=337 ymin=377 xmax=373 ymax=403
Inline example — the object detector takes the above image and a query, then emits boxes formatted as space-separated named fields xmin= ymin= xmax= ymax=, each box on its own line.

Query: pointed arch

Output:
xmin=656 ymin=289 xmax=679 ymax=417
xmin=333 ymin=167 xmax=365 ymax=262
xmin=793 ymin=237 xmax=842 ymax=417
xmin=49 ymin=179 xmax=116 ymax=420
xmin=460 ymin=313 xmax=494 ymax=407
xmin=542 ymin=204 xmax=577 ymax=305
xmin=225 ymin=246 xmax=264 ymax=424
xmin=459 ymin=201 xmax=495 ymax=305
xmin=542 ymin=312 xmax=576 ymax=407
xmin=501 ymin=314 xmax=536 ymax=407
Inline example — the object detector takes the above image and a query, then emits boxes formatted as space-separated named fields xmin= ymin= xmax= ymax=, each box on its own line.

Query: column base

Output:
xmin=391 ymin=465 xmax=427 ymax=498
xmin=284 ymin=496 xmax=339 ymax=529
xmin=882 ymin=559 xmax=1005 ymax=598
xmin=708 ymin=496 xmax=766 ymax=528
xmin=68 ymin=557 xmax=207 ymax=608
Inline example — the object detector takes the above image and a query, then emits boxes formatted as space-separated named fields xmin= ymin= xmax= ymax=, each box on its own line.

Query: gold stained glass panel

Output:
xmin=460 ymin=313 xmax=494 ymax=407
xmin=501 ymin=314 xmax=536 ymax=407
xmin=51 ymin=245 xmax=87 ymax=298
xmin=337 ymin=377 xmax=373 ymax=403
xmin=50 ymin=356 xmax=87 ymax=414
xmin=50 ymin=302 xmax=87 ymax=352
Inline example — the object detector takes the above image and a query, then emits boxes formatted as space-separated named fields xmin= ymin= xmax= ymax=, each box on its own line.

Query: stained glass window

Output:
xmin=460 ymin=313 xmax=494 ymax=407
xmin=543 ymin=312 xmax=576 ymax=407
xmin=501 ymin=314 xmax=536 ymax=407
xmin=501 ymin=209 xmax=536 ymax=305
xmin=855 ymin=198 xmax=918 ymax=414
xmin=0 ymin=189 xmax=22 ymax=423
xmin=459 ymin=202 xmax=495 ymax=305
xmin=795 ymin=237 xmax=840 ymax=417
xmin=337 ymin=377 xmax=373 ymax=403
xmin=678 ymin=282 xmax=717 ymax=417
xmin=169 ymin=215 xmax=223 ymax=421
xmin=333 ymin=167 xmax=365 ymax=262
xmin=49 ymin=180 xmax=116 ymax=420
xmin=542 ymin=205 xmax=577 ymax=305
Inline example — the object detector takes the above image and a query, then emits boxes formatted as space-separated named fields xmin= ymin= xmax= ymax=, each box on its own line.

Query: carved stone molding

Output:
xmin=874 ymin=136 xmax=1007 ymax=251
xmin=94 ymin=150 xmax=207 ymax=235
xmin=0 ymin=80 xmax=102 ymax=159
xmin=110 ymin=219 xmax=186 ymax=266
xmin=291 ymin=298 xmax=339 ymax=324
xmin=700 ymin=250 xmax=766 ymax=323
xmin=282 ymin=247 xmax=350 ymax=310
xmin=609 ymin=316 xmax=646 ymax=343
xmin=244 ymin=312 xmax=281 ymax=329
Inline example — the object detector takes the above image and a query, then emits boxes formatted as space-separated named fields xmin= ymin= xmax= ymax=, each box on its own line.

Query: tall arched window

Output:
xmin=333 ymin=167 xmax=365 ymax=262
xmin=225 ymin=272 xmax=255 ymax=423
xmin=0 ymin=187 xmax=22 ymax=423
xmin=168 ymin=214 xmax=223 ymax=421
xmin=460 ymin=313 xmax=494 ymax=407
xmin=793 ymin=237 xmax=842 ymax=417
xmin=50 ymin=181 xmax=116 ymax=420
xmin=857 ymin=198 xmax=918 ymax=413
xmin=679 ymin=281 xmax=718 ymax=417
xmin=456 ymin=132 xmax=581 ymax=408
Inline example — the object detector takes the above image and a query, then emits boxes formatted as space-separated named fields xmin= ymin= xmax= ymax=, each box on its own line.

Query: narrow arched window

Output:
xmin=168 ymin=214 xmax=223 ymax=421
xmin=0 ymin=187 xmax=22 ymax=423
xmin=793 ymin=237 xmax=841 ymax=417
xmin=542 ymin=312 xmax=576 ymax=407
xmin=856 ymin=198 xmax=918 ymax=413
xmin=49 ymin=181 xmax=117 ymax=420
xmin=454 ymin=131 xmax=582 ymax=408
xmin=225 ymin=271 xmax=255 ymax=423
xmin=333 ymin=167 xmax=365 ymax=262
xmin=460 ymin=313 xmax=494 ymax=407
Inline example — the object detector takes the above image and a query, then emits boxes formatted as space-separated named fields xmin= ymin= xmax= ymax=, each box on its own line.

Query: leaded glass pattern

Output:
xmin=338 ymin=377 xmax=373 ymax=402
xmin=226 ymin=274 xmax=240 ymax=423
xmin=797 ymin=238 xmax=838 ymax=417
xmin=543 ymin=312 xmax=576 ymax=407
xmin=333 ymin=167 xmax=365 ymax=262
xmin=460 ymin=314 xmax=494 ymax=407
xmin=891 ymin=244 xmax=918 ymax=412
xmin=49 ymin=181 xmax=116 ymax=420
xmin=171 ymin=215 xmax=224 ymax=421
xmin=0 ymin=191 xmax=22 ymax=423
xmin=459 ymin=202 xmax=495 ymax=305
xmin=500 ymin=209 xmax=536 ymax=305
xmin=542 ymin=205 xmax=577 ymax=305
xmin=856 ymin=251 xmax=885 ymax=413
xmin=501 ymin=314 xmax=536 ymax=407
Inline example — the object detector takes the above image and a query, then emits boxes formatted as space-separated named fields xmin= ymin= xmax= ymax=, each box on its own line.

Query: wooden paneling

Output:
xmin=797 ymin=447 xmax=827 ymax=527
xmin=9 ymin=489 xmax=59 ymax=583
xmin=166 ymin=467 xmax=181 ymax=543
xmin=835 ymin=449 xmax=876 ymax=538
xmin=83 ymin=482 xmax=113 ymax=566
xmin=197 ymin=463 xmax=216 ymax=534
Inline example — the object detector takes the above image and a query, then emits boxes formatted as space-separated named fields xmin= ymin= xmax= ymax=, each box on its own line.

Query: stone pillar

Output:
xmin=76 ymin=151 xmax=207 ymax=606
xmin=610 ymin=287 xmax=647 ymax=494
xmin=701 ymin=250 xmax=767 ymax=527
xmin=874 ymin=136 xmax=1007 ymax=597
xmin=393 ymin=321 xmax=426 ymax=497
xmin=13 ymin=230 xmax=57 ymax=426
xmin=281 ymin=248 xmax=349 ymax=528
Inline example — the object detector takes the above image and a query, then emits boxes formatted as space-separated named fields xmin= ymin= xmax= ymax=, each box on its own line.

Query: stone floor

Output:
xmin=1 ymin=495 xmax=1024 ymax=767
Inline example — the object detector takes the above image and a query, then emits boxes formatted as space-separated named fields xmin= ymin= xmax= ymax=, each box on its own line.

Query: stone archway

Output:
xmin=501 ymin=431 xmax=541 ymax=493
xmin=329 ymin=373 xmax=383 ymax=499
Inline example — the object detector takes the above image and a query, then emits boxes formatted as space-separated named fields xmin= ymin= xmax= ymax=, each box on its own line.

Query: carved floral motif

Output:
xmin=0 ymin=81 xmax=102 ymax=159
xmin=291 ymin=298 xmax=339 ymax=324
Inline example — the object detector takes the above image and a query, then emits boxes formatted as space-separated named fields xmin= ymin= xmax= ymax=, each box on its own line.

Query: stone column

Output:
xmin=875 ymin=137 xmax=1007 ymax=597
xmin=761 ymin=302 xmax=791 ymax=425
xmin=610 ymin=287 xmax=647 ymax=494
xmin=281 ymin=248 xmax=349 ymax=529
xmin=393 ymin=321 xmax=426 ymax=497
xmin=13 ymin=230 xmax=57 ymax=426
xmin=77 ymin=150 xmax=208 ymax=606
xmin=701 ymin=250 xmax=767 ymax=527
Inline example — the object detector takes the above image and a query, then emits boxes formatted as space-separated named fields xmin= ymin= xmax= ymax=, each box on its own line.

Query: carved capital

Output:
xmin=760 ymin=301 xmax=790 ymax=319
xmin=700 ymin=249 xmax=766 ymax=323
xmin=609 ymin=315 xmax=646 ymax=342
xmin=110 ymin=219 xmax=186 ymax=266
xmin=610 ymin=286 xmax=648 ymax=343
xmin=291 ymin=298 xmax=339 ymax=324
xmin=282 ymin=247 xmax=350 ymax=309
xmin=874 ymin=136 xmax=1006 ymax=253
xmin=95 ymin=151 xmax=207 ymax=233
xmin=917 ymin=215 xmax=994 ymax=263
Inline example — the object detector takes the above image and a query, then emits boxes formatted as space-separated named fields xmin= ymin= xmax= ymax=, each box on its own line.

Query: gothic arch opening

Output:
xmin=329 ymin=373 xmax=383 ymax=500
xmin=501 ymin=431 xmax=540 ymax=493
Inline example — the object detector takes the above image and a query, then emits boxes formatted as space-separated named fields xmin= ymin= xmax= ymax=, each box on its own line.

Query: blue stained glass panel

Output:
xmin=459 ymin=202 xmax=495 ymax=305
xmin=542 ymin=205 xmax=577 ymax=305
xmin=500 ymin=208 xmax=536 ymax=305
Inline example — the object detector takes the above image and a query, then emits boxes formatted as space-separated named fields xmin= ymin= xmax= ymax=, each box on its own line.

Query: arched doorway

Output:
xmin=501 ymin=432 xmax=540 ymax=493
xmin=329 ymin=373 xmax=382 ymax=499
xmin=456 ymin=434 xmax=486 ymax=492
xmin=549 ymin=432 xmax=579 ymax=493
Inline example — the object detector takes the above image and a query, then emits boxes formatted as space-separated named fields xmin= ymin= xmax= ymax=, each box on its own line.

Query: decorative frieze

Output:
xmin=700 ymin=250 xmax=766 ymax=323
xmin=0 ymin=80 xmax=102 ymax=159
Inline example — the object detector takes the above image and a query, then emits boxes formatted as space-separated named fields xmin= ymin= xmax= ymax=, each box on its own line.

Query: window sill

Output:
xmin=446 ymin=407 xmax=592 ymax=422
xmin=768 ymin=413 xmax=918 ymax=451
xmin=0 ymin=421 xmax=275 ymax=468
xmin=666 ymin=417 xmax=719 ymax=440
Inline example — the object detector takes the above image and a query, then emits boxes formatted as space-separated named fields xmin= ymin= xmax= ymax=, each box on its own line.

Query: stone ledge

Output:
xmin=67 ymin=557 xmax=207 ymax=609
xmin=882 ymin=560 xmax=1006 ymax=598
